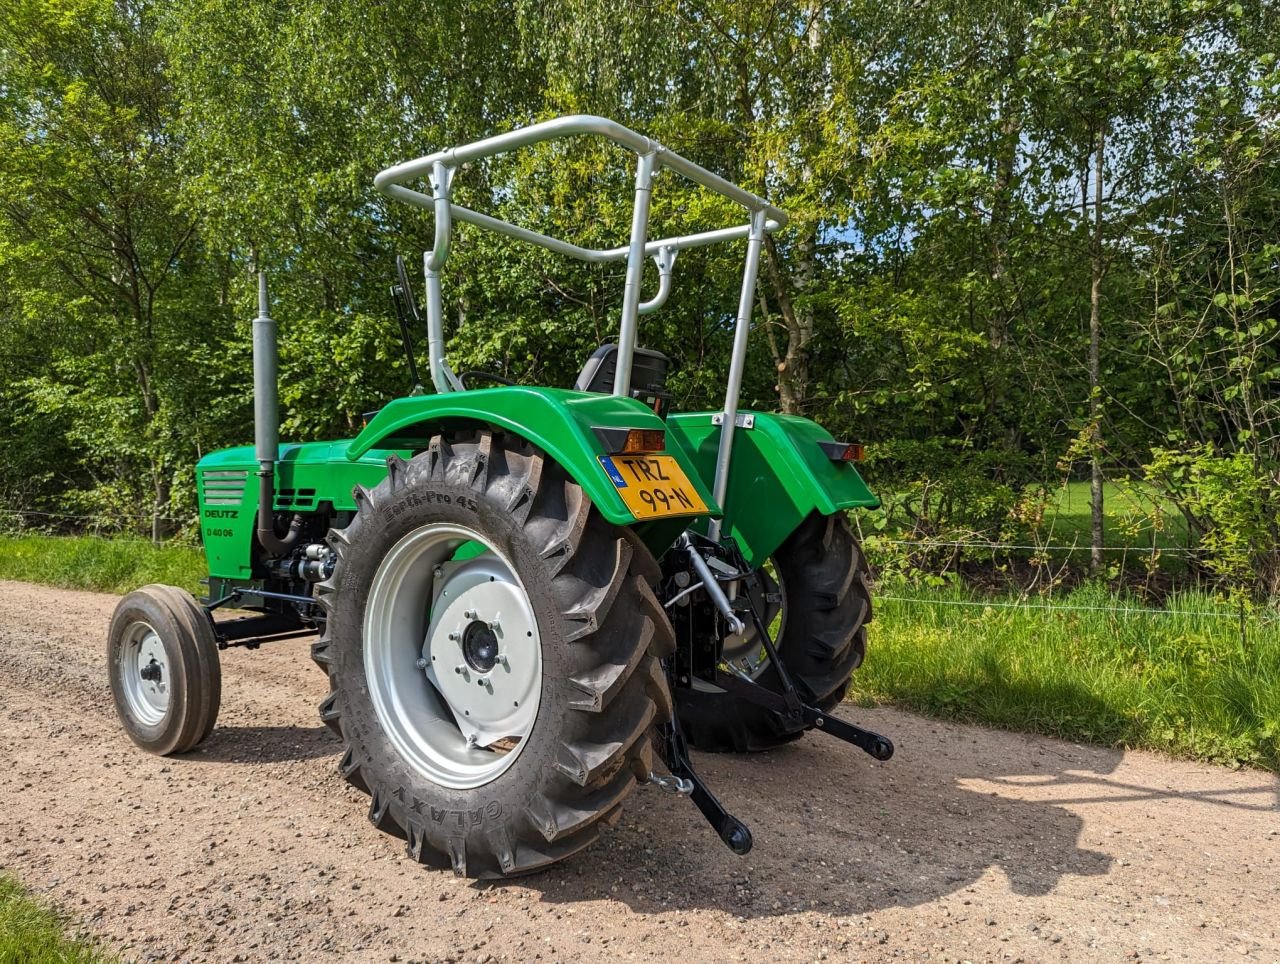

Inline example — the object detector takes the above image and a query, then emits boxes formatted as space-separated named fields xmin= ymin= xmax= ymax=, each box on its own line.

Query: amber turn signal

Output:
xmin=818 ymin=440 xmax=865 ymax=462
xmin=593 ymin=426 xmax=667 ymax=454
xmin=619 ymin=429 xmax=666 ymax=454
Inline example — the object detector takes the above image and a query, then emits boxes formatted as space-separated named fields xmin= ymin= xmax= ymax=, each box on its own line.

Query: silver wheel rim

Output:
xmin=364 ymin=523 xmax=542 ymax=790
xmin=692 ymin=564 xmax=786 ymax=693
xmin=121 ymin=622 xmax=170 ymax=725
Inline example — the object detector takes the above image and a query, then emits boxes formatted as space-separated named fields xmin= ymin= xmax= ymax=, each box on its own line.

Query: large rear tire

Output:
xmin=675 ymin=512 xmax=871 ymax=752
xmin=314 ymin=430 xmax=674 ymax=878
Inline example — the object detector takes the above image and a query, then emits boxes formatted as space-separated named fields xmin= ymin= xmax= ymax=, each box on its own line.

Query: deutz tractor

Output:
xmin=107 ymin=115 xmax=893 ymax=878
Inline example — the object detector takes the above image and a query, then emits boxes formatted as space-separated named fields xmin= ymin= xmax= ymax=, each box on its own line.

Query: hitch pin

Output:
xmin=647 ymin=772 xmax=694 ymax=796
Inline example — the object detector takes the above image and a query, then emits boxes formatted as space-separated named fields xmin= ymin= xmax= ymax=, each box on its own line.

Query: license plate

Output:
xmin=598 ymin=455 xmax=708 ymax=519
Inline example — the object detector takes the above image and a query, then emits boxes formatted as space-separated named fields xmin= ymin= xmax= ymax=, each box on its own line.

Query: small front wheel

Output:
xmin=108 ymin=585 xmax=222 ymax=755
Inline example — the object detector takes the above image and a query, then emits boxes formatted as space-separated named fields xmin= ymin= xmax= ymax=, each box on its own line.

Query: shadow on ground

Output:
xmin=185 ymin=724 xmax=339 ymax=764
xmin=186 ymin=680 xmax=1277 ymax=922
xmin=489 ymin=704 xmax=1119 ymax=918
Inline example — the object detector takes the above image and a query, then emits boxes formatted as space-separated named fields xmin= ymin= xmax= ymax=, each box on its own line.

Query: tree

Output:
xmin=0 ymin=0 xmax=222 ymax=538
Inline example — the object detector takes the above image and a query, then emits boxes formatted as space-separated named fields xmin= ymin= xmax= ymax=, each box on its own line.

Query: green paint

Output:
xmin=348 ymin=387 xmax=720 ymax=524
xmin=665 ymin=411 xmax=880 ymax=567
xmin=195 ymin=386 xmax=876 ymax=581
xmin=196 ymin=387 xmax=721 ymax=580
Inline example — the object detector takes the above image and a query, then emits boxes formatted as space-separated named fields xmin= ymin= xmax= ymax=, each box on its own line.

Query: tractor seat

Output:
xmin=574 ymin=344 xmax=672 ymax=415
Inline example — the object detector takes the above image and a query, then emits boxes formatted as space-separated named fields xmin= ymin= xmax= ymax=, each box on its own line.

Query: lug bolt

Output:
xmin=433 ymin=566 xmax=443 ymax=579
xmin=454 ymin=664 xmax=469 ymax=678
xmin=415 ymin=657 xmax=428 ymax=669
xmin=497 ymin=654 xmax=509 ymax=670
xmin=464 ymin=609 xmax=477 ymax=620
xmin=448 ymin=631 xmax=460 ymax=641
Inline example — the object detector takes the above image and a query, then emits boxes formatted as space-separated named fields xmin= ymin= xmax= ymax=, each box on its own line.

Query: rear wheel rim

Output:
xmin=364 ymin=523 xmax=542 ymax=790
xmin=692 ymin=563 xmax=786 ymax=693
xmin=121 ymin=622 xmax=170 ymax=726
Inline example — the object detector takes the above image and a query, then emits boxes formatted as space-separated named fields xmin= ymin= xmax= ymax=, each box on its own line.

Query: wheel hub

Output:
xmin=461 ymin=620 xmax=499 ymax=673
xmin=122 ymin=625 xmax=170 ymax=725
xmin=422 ymin=554 xmax=540 ymax=751
xmin=714 ymin=565 xmax=783 ymax=681
xmin=363 ymin=523 xmax=543 ymax=790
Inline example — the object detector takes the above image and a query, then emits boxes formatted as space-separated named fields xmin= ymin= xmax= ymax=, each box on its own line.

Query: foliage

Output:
xmin=1 ymin=0 xmax=1279 ymax=597
xmin=1147 ymin=445 xmax=1280 ymax=596
xmin=0 ymin=534 xmax=203 ymax=595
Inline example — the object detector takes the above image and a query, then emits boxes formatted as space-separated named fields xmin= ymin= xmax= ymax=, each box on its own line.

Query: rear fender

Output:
xmin=664 ymin=411 xmax=879 ymax=568
xmin=348 ymin=387 xmax=720 ymax=527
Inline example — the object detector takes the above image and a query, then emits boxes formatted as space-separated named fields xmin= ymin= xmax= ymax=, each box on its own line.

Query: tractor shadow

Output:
xmin=184 ymin=724 xmax=339 ymax=764
xmin=490 ymin=696 xmax=1188 ymax=919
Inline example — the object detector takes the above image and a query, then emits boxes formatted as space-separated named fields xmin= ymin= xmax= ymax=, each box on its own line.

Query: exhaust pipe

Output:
xmin=253 ymin=271 xmax=303 ymax=555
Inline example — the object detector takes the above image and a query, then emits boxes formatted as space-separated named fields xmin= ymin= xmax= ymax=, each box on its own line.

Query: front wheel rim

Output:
xmin=363 ymin=523 xmax=542 ymax=790
xmin=120 ymin=622 xmax=170 ymax=725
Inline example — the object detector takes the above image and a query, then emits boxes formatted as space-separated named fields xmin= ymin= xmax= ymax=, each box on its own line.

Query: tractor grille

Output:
xmin=277 ymin=488 xmax=317 ymax=510
xmin=201 ymin=470 xmax=248 ymax=506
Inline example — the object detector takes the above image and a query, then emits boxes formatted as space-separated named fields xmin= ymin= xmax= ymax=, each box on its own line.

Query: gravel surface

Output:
xmin=0 ymin=578 xmax=1276 ymax=963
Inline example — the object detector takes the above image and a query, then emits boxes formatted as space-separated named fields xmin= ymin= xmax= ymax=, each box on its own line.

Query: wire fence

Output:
xmin=875 ymin=594 xmax=1277 ymax=621
xmin=866 ymin=536 xmax=1280 ymax=555
xmin=2 ymin=503 xmax=1277 ymax=623
xmin=0 ymin=505 xmax=202 ymax=546
xmin=867 ymin=537 xmax=1204 ymax=555
xmin=0 ymin=506 xmax=194 ymax=526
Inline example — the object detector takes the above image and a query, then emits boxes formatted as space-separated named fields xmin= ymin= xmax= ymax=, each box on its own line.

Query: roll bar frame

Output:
xmin=374 ymin=114 xmax=789 ymax=531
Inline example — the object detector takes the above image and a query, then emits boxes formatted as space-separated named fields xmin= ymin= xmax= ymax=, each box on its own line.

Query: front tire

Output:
xmin=314 ymin=431 xmax=674 ymax=878
xmin=676 ymin=512 xmax=871 ymax=752
xmin=108 ymin=585 xmax=222 ymax=755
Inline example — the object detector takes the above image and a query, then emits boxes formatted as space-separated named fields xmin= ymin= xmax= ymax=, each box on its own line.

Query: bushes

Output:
xmin=1147 ymin=445 xmax=1280 ymax=598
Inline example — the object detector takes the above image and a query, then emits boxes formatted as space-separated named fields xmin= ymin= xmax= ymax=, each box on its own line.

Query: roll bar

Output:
xmin=375 ymin=114 xmax=789 ymax=531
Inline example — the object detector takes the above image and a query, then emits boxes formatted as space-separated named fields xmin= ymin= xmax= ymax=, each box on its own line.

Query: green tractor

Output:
xmin=107 ymin=115 xmax=892 ymax=877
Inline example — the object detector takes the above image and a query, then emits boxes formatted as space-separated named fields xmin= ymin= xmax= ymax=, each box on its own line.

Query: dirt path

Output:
xmin=0 ymin=579 xmax=1276 ymax=963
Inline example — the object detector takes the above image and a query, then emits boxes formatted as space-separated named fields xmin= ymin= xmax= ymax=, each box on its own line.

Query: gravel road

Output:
xmin=0 ymin=579 xmax=1276 ymax=963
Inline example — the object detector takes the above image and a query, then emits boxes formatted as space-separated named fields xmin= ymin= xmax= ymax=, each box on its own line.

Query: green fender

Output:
xmin=664 ymin=411 xmax=880 ymax=568
xmin=346 ymin=387 xmax=720 ymax=525
xmin=196 ymin=388 xmax=721 ymax=583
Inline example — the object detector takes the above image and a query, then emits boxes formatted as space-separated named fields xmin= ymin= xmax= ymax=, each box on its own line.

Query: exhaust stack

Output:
xmin=252 ymin=271 xmax=303 ymax=555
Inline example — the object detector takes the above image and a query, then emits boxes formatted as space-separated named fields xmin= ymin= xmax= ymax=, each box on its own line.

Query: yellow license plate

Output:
xmin=598 ymin=454 xmax=708 ymax=519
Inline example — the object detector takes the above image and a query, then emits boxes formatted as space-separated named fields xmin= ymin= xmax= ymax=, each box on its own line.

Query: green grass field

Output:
xmin=0 ymin=875 xmax=111 ymax=964
xmin=873 ymin=479 xmax=1192 ymax=556
xmin=1038 ymin=480 xmax=1191 ymax=553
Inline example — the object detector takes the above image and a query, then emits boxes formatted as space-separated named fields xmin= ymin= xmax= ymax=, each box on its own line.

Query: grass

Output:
xmin=0 ymin=534 xmax=204 ymax=595
xmin=866 ymin=479 xmax=1198 ymax=581
xmin=1041 ymin=480 xmax=1190 ymax=553
xmin=857 ymin=582 xmax=1280 ymax=770
xmin=0 ymin=875 xmax=112 ymax=963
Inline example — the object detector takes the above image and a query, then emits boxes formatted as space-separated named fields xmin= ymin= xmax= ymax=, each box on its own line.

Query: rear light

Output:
xmin=593 ymin=427 xmax=666 ymax=454
xmin=621 ymin=429 xmax=666 ymax=454
xmin=818 ymin=440 xmax=865 ymax=462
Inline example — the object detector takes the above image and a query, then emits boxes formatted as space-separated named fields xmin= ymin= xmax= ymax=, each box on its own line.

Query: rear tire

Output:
xmin=314 ymin=430 xmax=674 ymax=878
xmin=108 ymin=585 xmax=222 ymax=755
xmin=676 ymin=512 xmax=871 ymax=752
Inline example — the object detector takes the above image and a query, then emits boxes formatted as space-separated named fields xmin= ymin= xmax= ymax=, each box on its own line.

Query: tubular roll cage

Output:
xmin=373 ymin=114 xmax=789 ymax=535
